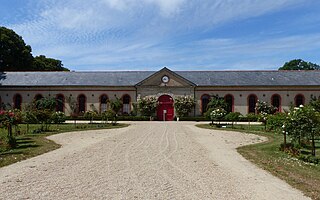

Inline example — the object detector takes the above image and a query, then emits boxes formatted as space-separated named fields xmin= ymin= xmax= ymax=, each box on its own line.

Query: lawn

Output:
xmin=197 ymin=124 xmax=320 ymax=200
xmin=0 ymin=123 xmax=129 ymax=168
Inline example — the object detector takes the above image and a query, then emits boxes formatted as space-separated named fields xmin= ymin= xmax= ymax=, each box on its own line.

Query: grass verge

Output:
xmin=0 ymin=123 xmax=129 ymax=168
xmin=196 ymin=124 xmax=320 ymax=200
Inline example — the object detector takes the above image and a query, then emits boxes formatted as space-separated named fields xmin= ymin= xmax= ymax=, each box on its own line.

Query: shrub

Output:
xmin=255 ymin=100 xmax=277 ymax=115
xmin=267 ymin=112 xmax=286 ymax=132
xmin=117 ymin=116 xmax=153 ymax=121
xmin=174 ymin=96 xmax=195 ymax=117
xmin=137 ymin=96 xmax=157 ymax=117
xmin=224 ymin=112 xmax=242 ymax=128
xmin=51 ymin=111 xmax=66 ymax=124
xmin=210 ymin=108 xmax=226 ymax=125
xmin=178 ymin=116 xmax=208 ymax=121
xmin=101 ymin=110 xmax=116 ymax=123
xmin=83 ymin=110 xmax=98 ymax=123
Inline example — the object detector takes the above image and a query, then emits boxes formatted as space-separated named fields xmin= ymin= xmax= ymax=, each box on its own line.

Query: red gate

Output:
xmin=157 ymin=95 xmax=174 ymax=121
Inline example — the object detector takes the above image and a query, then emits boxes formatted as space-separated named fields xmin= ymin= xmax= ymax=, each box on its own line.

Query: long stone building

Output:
xmin=1 ymin=67 xmax=320 ymax=121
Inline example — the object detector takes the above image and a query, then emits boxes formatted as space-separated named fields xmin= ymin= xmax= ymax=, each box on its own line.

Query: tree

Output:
xmin=0 ymin=26 xmax=34 ymax=71
xmin=33 ymin=55 xmax=69 ymax=71
xmin=174 ymin=96 xmax=195 ymax=118
xmin=0 ymin=26 xmax=69 ymax=71
xmin=279 ymin=59 xmax=320 ymax=70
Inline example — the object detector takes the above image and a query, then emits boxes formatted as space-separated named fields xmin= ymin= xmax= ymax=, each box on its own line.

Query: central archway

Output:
xmin=157 ymin=95 xmax=174 ymax=121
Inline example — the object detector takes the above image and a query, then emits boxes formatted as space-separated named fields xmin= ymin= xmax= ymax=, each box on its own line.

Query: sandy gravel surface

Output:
xmin=0 ymin=122 xmax=309 ymax=199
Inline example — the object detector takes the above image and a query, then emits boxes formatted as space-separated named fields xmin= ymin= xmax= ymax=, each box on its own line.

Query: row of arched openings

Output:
xmin=10 ymin=94 xmax=132 ymax=114
xmin=5 ymin=93 xmax=306 ymax=115
xmin=201 ymin=94 xmax=305 ymax=114
xmin=72 ymin=94 xmax=132 ymax=114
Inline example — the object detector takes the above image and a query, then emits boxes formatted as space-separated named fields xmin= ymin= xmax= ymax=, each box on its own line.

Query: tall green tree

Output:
xmin=279 ymin=59 xmax=320 ymax=70
xmin=0 ymin=26 xmax=69 ymax=71
xmin=33 ymin=55 xmax=69 ymax=71
xmin=0 ymin=26 xmax=34 ymax=71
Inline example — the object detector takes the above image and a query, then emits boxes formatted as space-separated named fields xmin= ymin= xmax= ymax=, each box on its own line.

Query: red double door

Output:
xmin=157 ymin=95 xmax=174 ymax=121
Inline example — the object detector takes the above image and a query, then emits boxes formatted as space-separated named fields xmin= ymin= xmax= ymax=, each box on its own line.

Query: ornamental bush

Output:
xmin=83 ymin=110 xmax=98 ymax=123
xmin=210 ymin=108 xmax=227 ymax=125
xmin=51 ymin=111 xmax=66 ymax=124
xmin=101 ymin=109 xmax=117 ymax=124
xmin=255 ymin=100 xmax=277 ymax=115
xmin=174 ymin=96 xmax=195 ymax=117
xmin=224 ymin=112 xmax=242 ymax=128
xmin=284 ymin=105 xmax=320 ymax=156
xmin=137 ymin=96 xmax=158 ymax=117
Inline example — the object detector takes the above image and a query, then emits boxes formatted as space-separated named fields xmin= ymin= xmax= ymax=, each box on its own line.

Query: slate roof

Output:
xmin=1 ymin=70 xmax=320 ymax=87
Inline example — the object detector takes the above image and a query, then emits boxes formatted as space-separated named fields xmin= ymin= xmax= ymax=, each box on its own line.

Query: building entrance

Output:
xmin=157 ymin=95 xmax=174 ymax=121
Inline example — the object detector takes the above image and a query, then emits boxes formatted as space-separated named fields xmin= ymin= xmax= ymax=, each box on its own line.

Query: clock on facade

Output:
xmin=161 ymin=75 xmax=170 ymax=83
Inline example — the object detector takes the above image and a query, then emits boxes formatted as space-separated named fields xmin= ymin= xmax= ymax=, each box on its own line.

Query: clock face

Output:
xmin=162 ymin=75 xmax=169 ymax=83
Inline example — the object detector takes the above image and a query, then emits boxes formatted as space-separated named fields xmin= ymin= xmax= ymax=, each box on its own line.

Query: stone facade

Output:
xmin=1 ymin=68 xmax=320 ymax=120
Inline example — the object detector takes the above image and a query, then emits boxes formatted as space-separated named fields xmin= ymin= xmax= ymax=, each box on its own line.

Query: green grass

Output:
xmin=0 ymin=123 xmax=129 ymax=168
xmin=197 ymin=124 xmax=320 ymax=200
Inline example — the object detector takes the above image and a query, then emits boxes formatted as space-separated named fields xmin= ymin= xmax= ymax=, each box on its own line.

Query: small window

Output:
xmin=201 ymin=94 xmax=210 ymax=115
xmin=295 ymin=94 xmax=305 ymax=107
xmin=271 ymin=94 xmax=281 ymax=112
xmin=248 ymin=94 xmax=257 ymax=113
xmin=78 ymin=94 xmax=86 ymax=113
xmin=13 ymin=94 xmax=22 ymax=110
xmin=224 ymin=94 xmax=234 ymax=113
xmin=100 ymin=95 xmax=108 ymax=113
xmin=122 ymin=95 xmax=131 ymax=114
xmin=56 ymin=94 xmax=65 ymax=112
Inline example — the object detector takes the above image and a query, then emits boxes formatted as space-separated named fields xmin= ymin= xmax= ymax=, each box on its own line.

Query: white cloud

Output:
xmin=6 ymin=0 xmax=314 ymax=70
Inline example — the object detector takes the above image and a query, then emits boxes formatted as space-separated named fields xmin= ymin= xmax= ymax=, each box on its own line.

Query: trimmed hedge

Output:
xmin=65 ymin=114 xmax=260 ymax=122
xmin=66 ymin=115 xmax=157 ymax=121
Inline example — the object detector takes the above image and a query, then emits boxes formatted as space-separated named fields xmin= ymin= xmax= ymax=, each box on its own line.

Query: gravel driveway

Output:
xmin=0 ymin=122 xmax=309 ymax=199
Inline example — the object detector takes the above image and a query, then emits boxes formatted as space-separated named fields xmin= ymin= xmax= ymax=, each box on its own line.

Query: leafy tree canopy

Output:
xmin=279 ymin=59 xmax=320 ymax=70
xmin=33 ymin=55 xmax=69 ymax=71
xmin=0 ymin=26 xmax=69 ymax=71
xmin=0 ymin=26 xmax=33 ymax=71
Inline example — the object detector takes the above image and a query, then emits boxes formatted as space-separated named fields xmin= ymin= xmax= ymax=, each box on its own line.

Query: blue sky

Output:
xmin=1 ymin=0 xmax=320 ymax=71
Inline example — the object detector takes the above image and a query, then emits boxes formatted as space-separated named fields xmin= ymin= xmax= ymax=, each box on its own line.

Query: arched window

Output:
xmin=122 ymin=94 xmax=131 ymax=114
xmin=34 ymin=94 xmax=43 ymax=101
xmin=224 ymin=94 xmax=234 ymax=113
xmin=56 ymin=94 xmax=65 ymax=112
xmin=248 ymin=94 xmax=257 ymax=113
xmin=13 ymin=94 xmax=22 ymax=110
xmin=271 ymin=94 xmax=281 ymax=112
xmin=295 ymin=94 xmax=305 ymax=107
xmin=100 ymin=94 xmax=108 ymax=113
xmin=78 ymin=94 xmax=86 ymax=114
xmin=201 ymin=94 xmax=210 ymax=115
